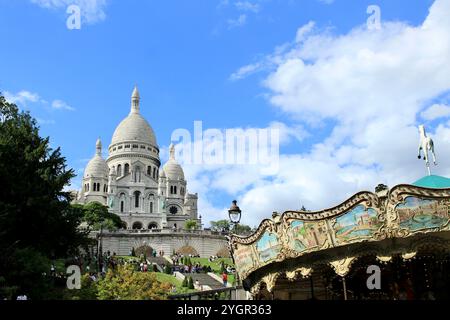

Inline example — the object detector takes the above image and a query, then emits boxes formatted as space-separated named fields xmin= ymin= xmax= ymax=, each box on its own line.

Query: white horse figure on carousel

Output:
xmin=417 ymin=124 xmax=437 ymax=175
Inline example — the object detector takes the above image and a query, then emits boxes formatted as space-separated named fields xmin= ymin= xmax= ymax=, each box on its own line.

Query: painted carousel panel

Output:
xmin=234 ymin=244 xmax=258 ymax=277
xmin=333 ymin=205 xmax=383 ymax=245
xmin=395 ymin=196 xmax=450 ymax=233
xmin=287 ymin=220 xmax=328 ymax=254
xmin=255 ymin=231 xmax=281 ymax=263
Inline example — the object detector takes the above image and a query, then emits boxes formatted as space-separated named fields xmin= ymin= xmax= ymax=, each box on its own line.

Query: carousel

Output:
xmin=229 ymin=125 xmax=450 ymax=300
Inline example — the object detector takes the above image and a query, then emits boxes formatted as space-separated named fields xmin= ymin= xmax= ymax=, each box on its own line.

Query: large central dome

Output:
xmin=110 ymin=86 xmax=158 ymax=148
xmin=111 ymin=113 xmax=157 ymax=146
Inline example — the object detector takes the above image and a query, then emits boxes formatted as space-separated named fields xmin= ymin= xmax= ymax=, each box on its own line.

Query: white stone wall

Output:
xmin=100 ymin=232 xmax=229 ymax=258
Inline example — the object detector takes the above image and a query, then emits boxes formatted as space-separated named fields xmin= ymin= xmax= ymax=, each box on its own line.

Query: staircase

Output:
xmin=147 ymin=256 xmax=172 ymax=272
xmin=189 ymin=273 xmax=224 ymax=290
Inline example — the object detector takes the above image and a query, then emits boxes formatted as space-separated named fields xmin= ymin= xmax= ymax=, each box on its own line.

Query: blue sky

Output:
xmin=2 ymin=0 xmax=450 ymax=227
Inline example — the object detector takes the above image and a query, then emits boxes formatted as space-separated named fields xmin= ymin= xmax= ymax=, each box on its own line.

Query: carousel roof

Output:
xmin=412 ymin=175 xmax=450 ymax=189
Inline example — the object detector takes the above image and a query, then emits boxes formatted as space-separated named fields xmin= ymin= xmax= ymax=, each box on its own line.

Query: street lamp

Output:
xmin=227 ymin=200 xmax=242 ymax=291
xmin=228 ymin=200 xmax=242 ymax=231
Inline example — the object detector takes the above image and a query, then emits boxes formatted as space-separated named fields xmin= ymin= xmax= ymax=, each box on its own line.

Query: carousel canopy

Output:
xmin=413 ymin=175 xmax=450 ymax=189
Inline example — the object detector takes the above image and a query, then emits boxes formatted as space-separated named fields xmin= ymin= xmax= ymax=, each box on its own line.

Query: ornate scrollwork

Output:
xmin=376 ymin=255 xmax=392 ymax=263
xmin=285 ymin=267 xmax=313 ymax=281
xmin=283 ymin=191 xmax=379 ymax=221
xmin=329 ymin=257 xmax=356 ymax=277
xmin=262 ymin=272 xmax=281 ymax=293
xmin=401 ymin=252 xmax=417 ymax=260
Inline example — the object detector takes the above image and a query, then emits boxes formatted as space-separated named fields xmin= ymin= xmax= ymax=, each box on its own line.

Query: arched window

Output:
xmin=134 ymin=191 xmax=140 ymax=208
xmin=149 ymin=202 xmax=153 ymax=213
xmin=132 ymin=221 xmax=143 ymax=230
xmin=120 ymin=201 xmax=124 ymax=213
xmin=148 ymin=222 xmax=158 ymax=229
xmin=174 ymin=186 xmax=177 ymax=194
xmin=147 ymin=166 xmax=151 ymax=175
xmin=117 ymin=164 xmax=122 ymax=176
xmin=152 ymin=167 xmax=156 ymax=179
xmin=87 ymin=183 xmax=89 ymax=191
xmin=135 ymin=166 xmax=141 ymax=182
xmin=170 ymin=186 xmax=173 ymax=194
xmin=124 ymin=163 xmax=130 ymax=175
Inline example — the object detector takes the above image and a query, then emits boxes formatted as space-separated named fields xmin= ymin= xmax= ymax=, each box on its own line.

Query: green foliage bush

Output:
xmin=188 ymin=276 xmax=194 ymax=289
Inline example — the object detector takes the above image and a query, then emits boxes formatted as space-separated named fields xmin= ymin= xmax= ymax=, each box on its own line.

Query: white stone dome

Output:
xmin=84 ymin=139 xmax=108 ymax=178
xmin=111 ymin=113 xmax=157 ymax=147
xmin=163 ymin=144 xmax=184 ymax=180
xmin=110 ymin=86 xmax=158 ymax=148
xmin=163 ymin=160 xmax=184 ymax=180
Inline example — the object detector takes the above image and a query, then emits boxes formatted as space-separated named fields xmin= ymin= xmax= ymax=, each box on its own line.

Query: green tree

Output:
xmin=81 ymin=202 xmax=122 ymax=232
xmin=233 ymin=224 xmax=252 ymax=235
xmin=187 ymin=276 xmax=194 ymax=289
xmin=96 ymin=265 xmax=171 ymax=300
xmin=210 ymin=220 xmax=252 ymax=235
xmin=164 ymin=265 xmax=172 ymax=274
xmin=220 ymin=261 xmax=226 ymax=273
xmin=63 ymin=273 xmax=98 ymax=300
xmin=375 ymin=184 xmax=389 ymax=193
xmin=185 ymin=219 xmax=198 ymax=230
xmin=0 ymin=95 xmax=88 ymax=299
xmin=210 ymin=220 xmax=230 ymax=232
xmin=181 ymin=276 xmax=188 ymax=288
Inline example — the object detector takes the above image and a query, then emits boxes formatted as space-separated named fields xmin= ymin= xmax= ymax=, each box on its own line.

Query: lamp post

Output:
xmin=228 ymin=200 xmax=242 ymax=232
xmin=98 ymin=223 xmax=103 ymax=274
xmin=227 ymin=200 xmax=242 ymax=291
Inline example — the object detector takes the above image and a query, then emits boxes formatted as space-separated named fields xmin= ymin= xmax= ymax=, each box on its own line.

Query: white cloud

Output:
xmin=230 ymin=62 xmax=262 ymax=81
xmin=197 ymin=0 xmax=450 ymax=227
xmin=295 ymin=21 xmax=315 ymax=43
xmin=228 ymin=14 xmax=247 ymax=29
xmin=235 ymin=1 xmax=260 ymax=13
xmin=268 ymin=121 xmax=309 ymax=145
xmin=318 ymin=0 xmax=334 ymax=4
xmin=30 ymin=0 xmax=108 ymax=24
xmin=421 ymin=104 xmax=450 ymax=121
xmin=36 ymin=118 xmax=56 ymax=125
xmin=51 ymin=99 xmax=75 ymax=111
xmin=4 ymin=90 xmax=41 ymax=106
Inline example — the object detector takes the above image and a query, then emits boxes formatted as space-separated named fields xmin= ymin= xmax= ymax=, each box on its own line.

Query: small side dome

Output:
xmin=162 ymin=143 xmax=185 ymax=180
xmin=84 ymin=139 xmax=109 ymax=179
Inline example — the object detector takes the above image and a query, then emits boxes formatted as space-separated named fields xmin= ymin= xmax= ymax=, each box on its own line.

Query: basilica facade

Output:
xmin=75 ymin=87 xmax=201 ymax=230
